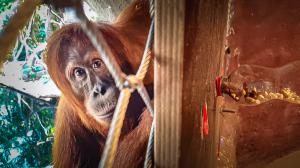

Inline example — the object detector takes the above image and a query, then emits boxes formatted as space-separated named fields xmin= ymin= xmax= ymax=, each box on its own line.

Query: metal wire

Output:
xmin=144 ymin=121 xmax=155 ymax=167
xmin=149 ymin=0 xmax=155 ymax=18
xmin=137 ymin=84 xmax=154 ymax=115
xmin=143 ymin=0 xmax=155 ymax=166
xmin=72 ymin=1 xmax=156 ymax=168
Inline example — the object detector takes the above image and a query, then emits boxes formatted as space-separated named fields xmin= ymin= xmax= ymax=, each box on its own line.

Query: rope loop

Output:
xmin=122 ymin=75 xmax=142 ymax=91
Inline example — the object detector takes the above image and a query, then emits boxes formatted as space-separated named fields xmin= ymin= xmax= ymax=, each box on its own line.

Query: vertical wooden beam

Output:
xmin=180 ymin=0 xmax=229 ymax=168
xmin=154 ymin=0 xmax=185 ymax=167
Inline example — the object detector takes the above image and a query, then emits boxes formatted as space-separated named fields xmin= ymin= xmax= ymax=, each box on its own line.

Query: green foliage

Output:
xmin=0 ymin=0 xmax=14 ymax=12
xmin=2 ymin=15 xmax=10 ymax=26
xmin=33 ymin=14 xmax=47 ymax=43
xmin=50 ymin=22 xmax=59 ymax=33
xmin=0 ymin=0 xmax=64 ymax=167
xmin=0 ymin=88 xmax=56 ymax=167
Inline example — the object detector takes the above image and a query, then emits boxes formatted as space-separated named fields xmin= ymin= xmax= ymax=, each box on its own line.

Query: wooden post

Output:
xmin=180 ymin=0 xmax=229 ymax=167
xmin=154 ymin=0 xmax=229 ymax=167
xmin=154 ymin=0 xmax=185 ymax=167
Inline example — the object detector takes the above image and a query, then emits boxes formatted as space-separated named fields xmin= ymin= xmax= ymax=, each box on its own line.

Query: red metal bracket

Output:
xmin=215 ymin=76 xmax=222 ymax=96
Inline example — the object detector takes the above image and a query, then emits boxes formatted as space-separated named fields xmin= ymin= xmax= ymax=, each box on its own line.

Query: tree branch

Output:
xmin=0 ymin=83 xmax=56 ymax=106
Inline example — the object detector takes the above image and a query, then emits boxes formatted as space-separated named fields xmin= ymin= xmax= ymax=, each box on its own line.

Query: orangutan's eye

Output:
xmin=92 ymin=59 xmax=102 ymax=69
xmin=73 ymin=67 xmax=86 ymax=79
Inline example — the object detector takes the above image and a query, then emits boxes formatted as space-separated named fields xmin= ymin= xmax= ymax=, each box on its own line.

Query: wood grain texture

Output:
xmin=180 ymin=0 xmax=229 ymax=167
xmin=154 ymin=0 xmax=185 ymax=167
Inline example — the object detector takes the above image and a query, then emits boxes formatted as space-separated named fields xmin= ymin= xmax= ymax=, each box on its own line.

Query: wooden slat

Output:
xmin=154 ymin=0 xmax=185 ymax=167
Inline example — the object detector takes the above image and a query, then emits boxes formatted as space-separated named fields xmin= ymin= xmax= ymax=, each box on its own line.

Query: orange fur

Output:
xmin=45 ymin=0 xmax=153 ymax=167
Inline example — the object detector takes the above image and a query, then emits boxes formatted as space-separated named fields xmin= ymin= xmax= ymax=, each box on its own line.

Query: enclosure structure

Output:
xmin=154 ymin=0 xmax=230 ymax=167
xmin=1 ymin=0 xmax=300 ymax=167
xmin=154 ymin=0 xmax=300 ymax=167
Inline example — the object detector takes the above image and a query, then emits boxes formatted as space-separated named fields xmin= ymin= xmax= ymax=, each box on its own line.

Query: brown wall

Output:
xmin=228 ymin=0 xmax=300 ymax=167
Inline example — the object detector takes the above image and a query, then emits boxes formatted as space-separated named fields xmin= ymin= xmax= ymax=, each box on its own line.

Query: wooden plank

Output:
xmin=216 ymin=97 xmax=238 ymax=168
xmin=180 ymin=0 xmax=229 ymax=168
xmin=154 ymin=0 xmax=185 ymax=167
